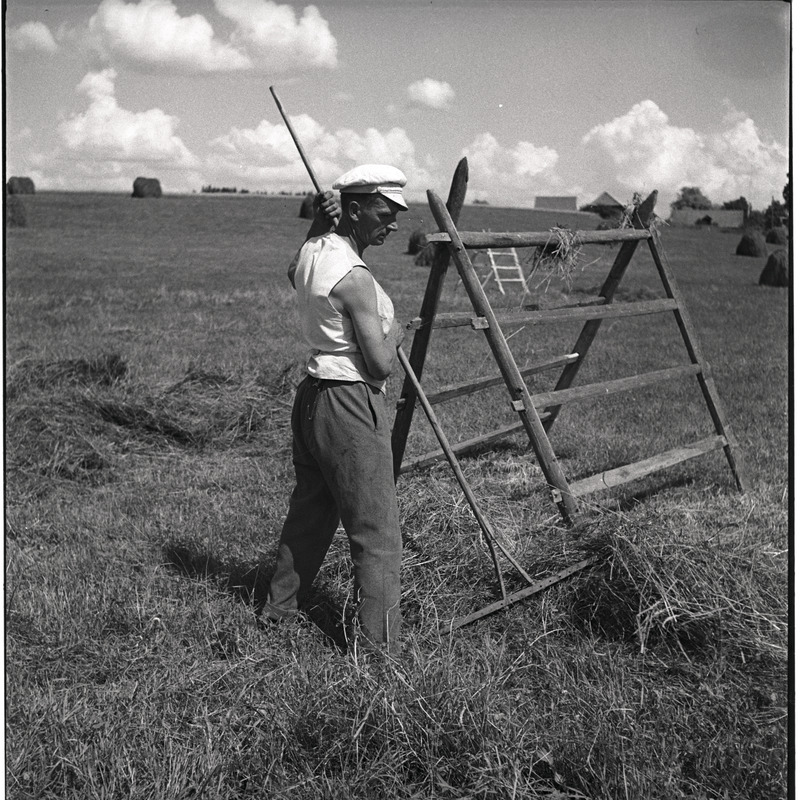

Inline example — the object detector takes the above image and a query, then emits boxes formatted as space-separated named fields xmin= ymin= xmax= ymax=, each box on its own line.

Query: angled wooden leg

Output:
xmin=392 ymin=158 xmax=469 ymax=479
xmin=543 ymin=191 xmax=658 ymax=433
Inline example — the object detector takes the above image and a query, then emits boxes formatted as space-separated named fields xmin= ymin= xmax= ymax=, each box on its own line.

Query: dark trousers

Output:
xmin=265 ymin=377 xmax=402 ymax=649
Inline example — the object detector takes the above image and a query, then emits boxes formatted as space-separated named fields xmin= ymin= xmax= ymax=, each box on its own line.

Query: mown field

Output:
xmin=5 ymin=190 xmax=789 ymax=799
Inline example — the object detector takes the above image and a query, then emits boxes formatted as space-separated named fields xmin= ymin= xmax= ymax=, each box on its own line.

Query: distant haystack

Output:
xmin=132 ymin=177 xmax=162 ymax=198
xmin=414 ymin=243 xmax=437 ymax=267
xmin=299 ymin=192 xmax=314 ymax=219
xmin=407 ymin=228 xmax=428 ymax=255
xmin=735 ymin=230 xmax=767 ymax=257
xmin=759 ymin=249 xmax=789 ymax=288
xmin=765 ymin=227 xmax=788 ymax=246
xmin=7 ymin=176 xmax=35 ymax=195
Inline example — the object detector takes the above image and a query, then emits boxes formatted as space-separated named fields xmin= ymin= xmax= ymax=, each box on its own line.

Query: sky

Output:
xmin=4 ymin=0 xmax=791 ymax=212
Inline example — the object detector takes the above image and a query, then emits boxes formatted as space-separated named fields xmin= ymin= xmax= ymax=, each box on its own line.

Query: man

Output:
xmin=262 ymin=165 xmax=408 ymax=654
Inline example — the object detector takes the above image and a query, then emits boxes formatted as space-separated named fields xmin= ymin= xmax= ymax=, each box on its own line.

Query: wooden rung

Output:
xmin=520 ymin=298 xmax=678 ymax=324
xmin=411 ymin=298 xmax=678 ymax=331
xmin=531 ymin=364 xmax=702 ymax=407
xmin=424 ymin=353 xmax=580 ymax=405
xmin=399 ymin=416 xmax=550 ymax=473
xmin=427 ymin=228 xmax=652 ymax=249
xmin=568 ymin=435 xmax=727 ymax=498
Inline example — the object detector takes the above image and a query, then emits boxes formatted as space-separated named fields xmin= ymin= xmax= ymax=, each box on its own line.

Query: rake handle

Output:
xmin=270 ymin=85 xmax=323 ymax=194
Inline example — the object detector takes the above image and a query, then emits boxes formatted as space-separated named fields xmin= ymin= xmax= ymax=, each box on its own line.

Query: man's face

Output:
xmin=355 ymin=195 xmax=403 ymax=248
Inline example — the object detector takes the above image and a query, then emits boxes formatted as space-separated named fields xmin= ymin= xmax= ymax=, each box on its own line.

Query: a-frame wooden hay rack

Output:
xmin=392 ymin=158 xmax=749 ymax=628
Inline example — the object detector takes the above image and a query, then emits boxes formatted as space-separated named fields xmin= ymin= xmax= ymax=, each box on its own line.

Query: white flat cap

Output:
xmin=332 ymin=164 xmax=408 ymax=209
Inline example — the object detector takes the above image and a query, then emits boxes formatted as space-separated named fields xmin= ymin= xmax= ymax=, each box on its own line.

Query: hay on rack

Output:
xmin=759 ymin=249 xmax=789 ymax=288
xmin=736 ymin=230 xmax=768 ymax=257
xmin=525 ymin=226 xmax=586 ymax=292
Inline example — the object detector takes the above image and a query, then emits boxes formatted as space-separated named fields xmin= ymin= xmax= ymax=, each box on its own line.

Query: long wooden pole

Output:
xmin=426 ymin=189 xmax=579 ymax=522
xmin=269 ymin=86 xmax=323 ymax=193
xmin=397 ymin=348 xmax=539 ymax=590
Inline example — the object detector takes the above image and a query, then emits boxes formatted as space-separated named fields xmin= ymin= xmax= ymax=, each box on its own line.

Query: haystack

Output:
xmin=132 ymin=177 xmax=162 ymax=198
xmin=414 ymin=243 xmax=437 ymax=266
xmin=7 ymin=176 xmax=35 ymax=194
xmin=407 ymin=228 xmax=429 ymax=255
xmin=735 ymin=230 xmax=767 ymax=257
xmin=759 ymin=249 xmax=789 ymax=288
xmin=299 ymin=192 xmax=314 ymax=219
xmin=765 ymin=227 xmax=788 ymax=246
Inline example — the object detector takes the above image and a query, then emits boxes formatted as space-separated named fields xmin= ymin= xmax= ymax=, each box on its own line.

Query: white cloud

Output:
xmin=207 ymin=115 xmax=432 ymax=195
xmin=582 ymin=100 xmax=788 ymax=209
xmin=58 ymin=68 xmax=197 ymax=167
xmin=88 ymin=0 xmax=250 ymax=72
xmin=9 ymin=21 xmax=58 ymax=53
xmin=462 ymin=132 xmax=564 ymax=205
xmin=86 ymin=0 xmax=336 ymax=73
xmin=215 ymin=0 xmax=337 ymax=70
xmin=407 ymin=78 xmax=455 ymax=110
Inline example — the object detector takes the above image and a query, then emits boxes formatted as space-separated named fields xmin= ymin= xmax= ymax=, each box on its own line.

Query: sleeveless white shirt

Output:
xmin=291 ymin=233 xmax=394 ymax=391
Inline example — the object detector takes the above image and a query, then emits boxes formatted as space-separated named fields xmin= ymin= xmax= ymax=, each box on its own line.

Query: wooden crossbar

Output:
xmin=529 ymin=364 xmax=702 ymax=408
xmin=410 ymin=298 xmax=680 ymax=331
xmin=427 ymin=228 xmax=652 ymax=248
xmin=400 ymin=420 xmax=528 ymax=473
xmin=568 ymin=435 xmax=727 ymax=498
xmin=420 ymin=353 xmax=579 ymax=406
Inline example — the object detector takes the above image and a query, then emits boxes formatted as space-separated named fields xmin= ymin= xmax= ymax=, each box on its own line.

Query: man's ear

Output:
xmin=346 ymin=199 xmax=362 ymax=221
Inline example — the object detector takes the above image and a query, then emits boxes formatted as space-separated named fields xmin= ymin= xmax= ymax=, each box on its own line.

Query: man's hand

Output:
xmin=314 ymin=191 xmax=341 ymax=228
xmin=385 ymin=318 xmax=406 ymax=350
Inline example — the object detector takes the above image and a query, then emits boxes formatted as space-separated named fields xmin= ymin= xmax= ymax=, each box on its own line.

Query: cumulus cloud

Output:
xmin=58 ymin=68 xmax=197 ymax=166
xmin=88 ymin=0 xmax=250 ymax=72
xmin=9 ymin=21 xmax=58 ymax=53
xmin=407 ymin=78 xmax=455 ymax=110
xmin=207 ymin=115 xmax=431 ymax=195
xmin=215 ymin=0 xmax=337 ymax=70
xmin=582 ymin=100 xmax=788 ymax=209
xmin=86 ymin=0 xmax=336 ymax=73
xmin=462 ymin=132 xmax=564 ymax=204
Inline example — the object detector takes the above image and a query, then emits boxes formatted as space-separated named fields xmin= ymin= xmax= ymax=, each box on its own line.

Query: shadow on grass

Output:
xmin=162 ymin=543 xmax=350 ymax=651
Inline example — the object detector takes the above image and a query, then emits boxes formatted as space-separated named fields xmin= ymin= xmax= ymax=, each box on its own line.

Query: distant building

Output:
xmin=669 ymin=208 xmax=745 ymax=228
xmin=581 ymin=192 xmax=624 ymax=217
xmin=534 ymin=196 xmax=577 ymax=211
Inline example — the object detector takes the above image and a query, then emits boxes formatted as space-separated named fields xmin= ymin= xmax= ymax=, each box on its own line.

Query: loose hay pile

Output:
xmin=6 ymin=354 xmax=294 ymax=498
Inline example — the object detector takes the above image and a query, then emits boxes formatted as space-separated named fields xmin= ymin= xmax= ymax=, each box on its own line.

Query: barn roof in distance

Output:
xmin=585 ymin=191 xmax=624 ymax=209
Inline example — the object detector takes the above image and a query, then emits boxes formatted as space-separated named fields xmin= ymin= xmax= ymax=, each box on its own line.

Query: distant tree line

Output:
xmin=200 ymin=185 xmax=310 ymax=196
xmin=671 ymin=180 xmax=790 ymax=231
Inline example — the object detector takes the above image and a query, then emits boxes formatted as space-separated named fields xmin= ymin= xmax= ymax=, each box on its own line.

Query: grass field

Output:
xmin=5 ymin=190 xmax=789 ymax=799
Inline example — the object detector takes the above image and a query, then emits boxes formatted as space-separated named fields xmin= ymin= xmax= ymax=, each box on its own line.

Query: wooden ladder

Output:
xmin=481 ymin=247 xmax=528 ymax=294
